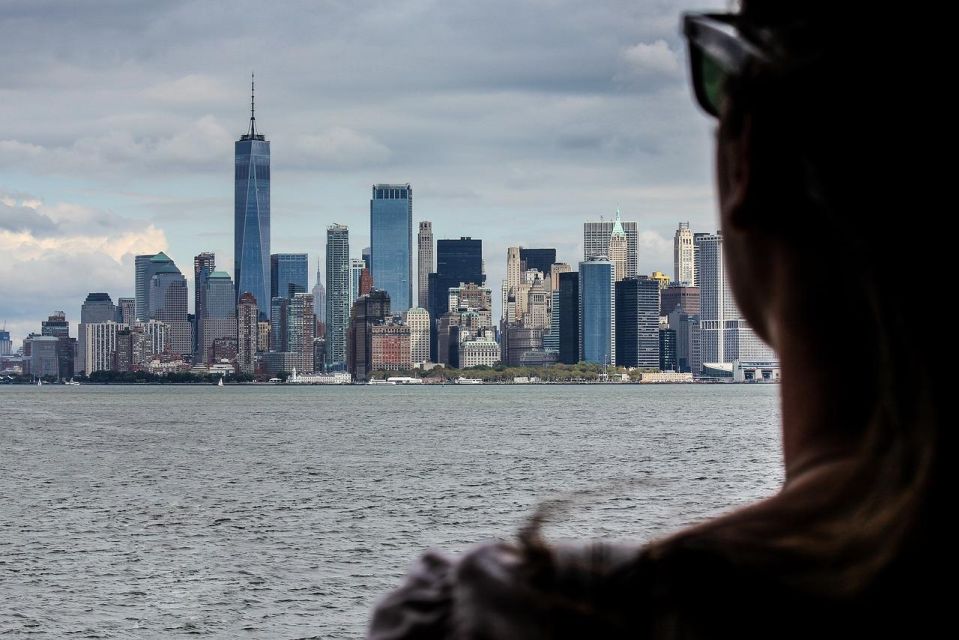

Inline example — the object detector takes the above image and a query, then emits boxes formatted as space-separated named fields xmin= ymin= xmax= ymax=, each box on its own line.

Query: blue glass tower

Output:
xmin=578 ymin=257 xmax=615 ymax=365
xmin=234 ymin=76 xmax=270 ymax=320
xmin=271 ymin=253 xmax=308 ymax=300
xmin=427 ymin=237 xmax=483 ymax=362
xmin=370 ymin=184 xmax=412 ymax=312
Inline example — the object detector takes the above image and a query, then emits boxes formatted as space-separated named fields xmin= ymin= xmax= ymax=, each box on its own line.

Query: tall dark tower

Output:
xmin=234 ymin=74 xmax=271 ymax=320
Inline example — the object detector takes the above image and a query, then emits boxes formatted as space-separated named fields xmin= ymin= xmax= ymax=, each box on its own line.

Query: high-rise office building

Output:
xmin=149 ymin=263 xmax=191 ymax=358
xmin=370 ymin=183 xmax=413 ymax=312
xmin=609 ymin=213 xmax=628 ymax=282
xmin=406 ymin=307 xmax=430 ymax=365
xmin=350 ymin=258 xmax=366 ymax=308
xmin=668 ymin=308 xmax=701 ymax=375
xmin=135 ymin=252 xmax=177 ymax=322
xmin=41 ymin=311 xmax=69 ymax=338
xmin=234 ymin=77 xmax=270 ymax=320
xmin=28 ymin=336 xmax=60 ymax=378
xmin=417 ymin=221 xmax=434 ymax=309
xmin=116 ymin=298 xmax=135 ymax=325
xmin=271 ymin=253 xmax=308 ymax=300
xmin=615 ymin=276 xmax=661 ymax=369
xmin=579 ymin=258 xmax=615 ymax=365
xmin=428 ymin=237 xmax=483 ymax=361
xmin=519 ymin=248 xmax=557 ymax=280
xmin=557 ymin=271 xmax=579 ymax=364
xmin=325 ymin=223 xmax=351 ymax=368
xmin=660 ymin=328 xmax=677 ymax=371
xmin=40 ymin=312 xmax=75 ymax=380
xmin=193 ymin=252 xmax=216 ymax=360
xmin=288 ymin=292 xmax=315 ymax=373
xmin=661 ymin=284 xmax=700 ymax=317
xmin=311 ymin=264 xmax=326 ymax=337
xmin=237 ymin=292 xmax=259 ymax=375
xmin=77 ymin=321 xmax=120 ymax=374
xmin=371 ymin=322 xmax=411 ymax=373
xmin=81 ymin=293 xmax=116 ymax=324
xmin=674 ymin=222 xmax=695 ymax=285
xmin=347 ymin=289 xmax=391 ymax=381
xmin=0 ymin=330 xmax=11 ymax=356
xmin=696 ymin=231 xmax=775 ymax=369
xmin=199 ymin=271 xmax=236 ymax=364
xmin=270 ymin=297 xmax=289 ymax=352
xmin=359 ymin=267 xmax=373 ymax=296
xmin=584 ymin=214 xmax=639 ymax=278
xmin=362 ymin=246 xmax=371 ymax=268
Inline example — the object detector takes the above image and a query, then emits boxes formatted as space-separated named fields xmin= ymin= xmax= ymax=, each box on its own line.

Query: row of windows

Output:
xmin=375 ymin=188 xmax=409 ymax=199
xmin=235 ymin=164 xmax=271 ymax=181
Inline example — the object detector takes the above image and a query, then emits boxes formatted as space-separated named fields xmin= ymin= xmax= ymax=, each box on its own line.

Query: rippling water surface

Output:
xmin=0 ymin=384 xmax=782 ymax=638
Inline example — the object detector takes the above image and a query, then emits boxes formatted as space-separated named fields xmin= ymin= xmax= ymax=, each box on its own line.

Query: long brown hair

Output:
xmin=646 ymin=1 xmax=943 ymax=601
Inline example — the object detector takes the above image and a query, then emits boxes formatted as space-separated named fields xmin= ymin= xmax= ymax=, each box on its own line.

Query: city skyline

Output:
xmin=0 ymin=0 xmax=726 ymax=344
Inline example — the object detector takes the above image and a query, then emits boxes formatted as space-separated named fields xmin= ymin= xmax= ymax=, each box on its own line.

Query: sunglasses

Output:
xmin=681 ymin=12 xmax=771 ymax=117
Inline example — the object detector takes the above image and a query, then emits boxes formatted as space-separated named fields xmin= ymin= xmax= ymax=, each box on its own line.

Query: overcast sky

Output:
xmin=0 ymin=0 xmax=726 ymax=344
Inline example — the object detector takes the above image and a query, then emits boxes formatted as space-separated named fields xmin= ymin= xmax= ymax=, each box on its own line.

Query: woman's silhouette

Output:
xmin=368 ymin=2 xmax=943 ymax=637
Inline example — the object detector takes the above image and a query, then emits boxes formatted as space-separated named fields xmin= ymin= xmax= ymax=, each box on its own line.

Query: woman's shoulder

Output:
xmin=369 ymin=536 xmax=757 ymax=639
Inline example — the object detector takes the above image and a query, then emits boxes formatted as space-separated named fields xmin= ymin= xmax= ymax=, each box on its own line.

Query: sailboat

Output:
xmin=37 ymin=379 xmax=42 ymax=387
xmin=218 ymin=377 xmax=224 ymax=387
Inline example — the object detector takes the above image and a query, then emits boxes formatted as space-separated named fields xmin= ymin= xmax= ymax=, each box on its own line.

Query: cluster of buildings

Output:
xmin=1 ymin=88 xmax=778 ymax=383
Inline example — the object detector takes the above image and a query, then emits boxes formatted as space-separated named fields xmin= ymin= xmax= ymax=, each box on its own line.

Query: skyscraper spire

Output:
xmin=248 ymin=72 xmax=257 ymax=137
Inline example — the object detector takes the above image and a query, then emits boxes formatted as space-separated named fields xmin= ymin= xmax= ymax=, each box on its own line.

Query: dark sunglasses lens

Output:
xmin=698 ymin=49 xmax=726 ymax=116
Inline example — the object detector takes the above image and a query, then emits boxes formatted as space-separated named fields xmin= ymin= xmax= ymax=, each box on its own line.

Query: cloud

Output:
xmin=0 ymin=191 xmax=168 ymax=344
xmin=285 ymin=127 xmax=392 ymax=170
xmin=620 ymin=40 xmax=682 ymax=77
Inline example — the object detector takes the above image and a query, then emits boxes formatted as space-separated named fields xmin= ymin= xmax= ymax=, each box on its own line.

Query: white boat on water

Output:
xmin=64 ymin=380 xmax=80 ymax=386
xmin=368 ymin=378 xmax=396 ymax=385
xmin=455 ymin=377 xmax=483 ymax=385
xmin=218 ymin=377 xmax=224 ymax=387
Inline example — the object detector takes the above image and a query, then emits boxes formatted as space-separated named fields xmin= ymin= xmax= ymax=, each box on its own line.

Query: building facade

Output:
xmin=148 ymin=262 xmax=191 ymax=358
xmin=234 ymin=85 xmax=271 ymax=320
xmin=347 ymin=289 xmax=391 ymax=382
xmin=200 ymin=271 xmax=237 ymax=364
xmin=661 ymin=284 xmax=701 ymax=317
xmin=271 ymin=253 xmax=308 ymax=300
xmin=579 ymin=258 xmax=615 ymax=365
xmin=696 ymin=231 xmax=775 ymax=368
xmin=674 ymin=222 xmax=695 ymax=285
xmin=584 ymin=215 xmax=639 ymax=278
xmin=406 ymin=307 xmax=430 ymax=365
xmin=135 ymin=252 xmax=177 ymax=322
xmin=288 ymin=292 xmax=315 ymax=373
xmin=417 ymin=221 xmax=434 ymax=309
xmin=325 ymin=223 xmax=351 ymax=369
xmin=371 ymin=322 xmax=411 ymax=372
xmin=237 ymin=292 xmax=259 ymax=375
xmin=460 ymin=337 xmax=500 ymax=368
xmin=81 ymin=293 xmax=116 ymax=324
xmin=370 ymin=183 xmax=413 ymax=312
xmin=193 ymin=251 xmax=216 ymax=359
xmin=428 ymin=237 xmax=483 ymax=362
xmin=557 ymin=271 xmax=580 ymax=364
xmin=615 ymin=276 xmax=661 ymax=369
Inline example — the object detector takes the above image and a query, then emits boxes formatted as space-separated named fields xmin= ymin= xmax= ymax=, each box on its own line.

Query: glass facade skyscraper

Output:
xmin=234 ymin=82 xmax=270 ymax=320
xmin=427 ymin=237 xmax=483 ymax=362
xmin=615 ymin=276 xmax=661 ymax=369
xmin=370 ymin=184 xmax=412 ymax=313
xmin=519 ymin=248 xmax=557 ymax=278
xmin=558 ymin=271 xmax=580 ymax=364
xmin=578 ymin=258 xmax=615 ymax=365
xmin=270 ymin=253 xmax=308 ymax=300
xmin=199 ymin=271 xmax=237 ymax=364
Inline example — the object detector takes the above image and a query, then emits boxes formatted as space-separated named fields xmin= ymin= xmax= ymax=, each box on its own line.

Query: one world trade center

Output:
xmin=234 ymin=75 xmax=270 ymax=320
